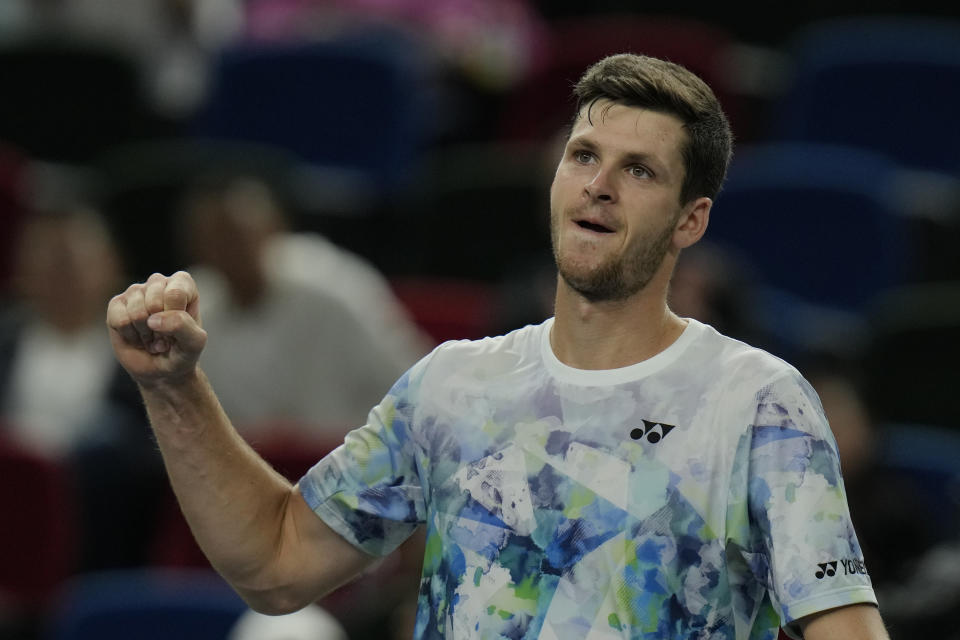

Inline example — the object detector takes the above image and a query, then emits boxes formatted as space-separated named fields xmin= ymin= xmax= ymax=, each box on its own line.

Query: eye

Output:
xmin=629 ymin=165 xmax=653 ymax=179
xmin=572 ymin=150 xmax=595 ymax=164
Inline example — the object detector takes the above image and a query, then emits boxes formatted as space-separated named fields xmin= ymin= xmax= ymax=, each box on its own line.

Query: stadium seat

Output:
xmin=770 ymin=16 xmax=960 ymax=173
xmin=0 ymin=433 xmax=77 ymax=614
xmin=498 ymin=14 xmax=747 ymax=142
xmin=46 ymin=568 xmax=247 ymax=640
xmin=390 ymin=276 xmax=499 ymax=343
xmin=876 ymin=422 xmax=960 ymax=538
xmin=707 ymin=142 xmax=914 ymax=313
xmin=190 ymin=25 xmax=438 ymax=202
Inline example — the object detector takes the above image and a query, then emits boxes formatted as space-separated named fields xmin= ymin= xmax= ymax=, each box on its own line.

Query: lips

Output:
xmin=575 ymin=219 xmax=615 ymax=233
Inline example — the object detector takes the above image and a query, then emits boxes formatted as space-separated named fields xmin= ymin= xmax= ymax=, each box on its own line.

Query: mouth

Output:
xmin=575 ymin=219 xmax=615 ymax=233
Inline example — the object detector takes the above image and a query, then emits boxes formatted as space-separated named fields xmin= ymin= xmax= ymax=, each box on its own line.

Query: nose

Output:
xmin=584 ymin=167 xmax=617 ymax=203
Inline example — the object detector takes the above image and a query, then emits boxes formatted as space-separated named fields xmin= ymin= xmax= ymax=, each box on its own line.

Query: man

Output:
xmin=107 ymin=54 xmax=889 ymax=638
xmin=177 ymin=174 xmax=430 ymax=436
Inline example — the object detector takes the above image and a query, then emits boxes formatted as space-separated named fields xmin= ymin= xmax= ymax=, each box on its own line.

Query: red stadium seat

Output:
xmin=499 ymin=14 xmax=746 ymax=142
xmin=0 ymin=432 xmax=78 ymax=613
xmin=390 ymin=276 xmax=498 ymax=343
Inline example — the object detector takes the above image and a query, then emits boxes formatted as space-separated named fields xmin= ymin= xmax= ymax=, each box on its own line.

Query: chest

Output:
xmin=419 ymin=378 xmax=739 ymax=542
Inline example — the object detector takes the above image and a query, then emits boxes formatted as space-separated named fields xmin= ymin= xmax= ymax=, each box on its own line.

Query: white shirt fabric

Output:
xmin=263 ymin=231 xmax=433 ymax=371
xmin=301 ymin=318 xmax=877 ymax=639
xmin=197 ymin=270 xmax=409 ymax=438
xmin=5 ymin=321 xmax=116 ymax=455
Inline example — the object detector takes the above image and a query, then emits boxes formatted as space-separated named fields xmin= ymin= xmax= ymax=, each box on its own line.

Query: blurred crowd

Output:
xmin=1 ymin=1 xmax=959 ymax=639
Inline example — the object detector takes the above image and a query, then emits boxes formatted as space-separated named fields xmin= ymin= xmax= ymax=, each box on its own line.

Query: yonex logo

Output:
xmin=815 ymin=558 xmax=868 ymax=579
xmin=630 ymin=420 xmax=677 ymax=444
xmin=815 ymin=561 xmax=837 ymax=579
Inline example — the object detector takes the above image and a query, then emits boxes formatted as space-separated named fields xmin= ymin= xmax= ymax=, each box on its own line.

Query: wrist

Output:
xmin=138 ymin=367 xmax=226 ymax=445
xmin=136 ymin=367 xmax=210 ymax=407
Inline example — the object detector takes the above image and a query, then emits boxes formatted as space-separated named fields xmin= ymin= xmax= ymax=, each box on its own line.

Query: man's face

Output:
xmin=549 ymin=100 xmax=690 ymax=302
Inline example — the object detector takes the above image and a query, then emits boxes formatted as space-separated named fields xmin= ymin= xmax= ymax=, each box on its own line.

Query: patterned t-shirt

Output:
xmin=299 ymin=318 xmax=876 ymax=639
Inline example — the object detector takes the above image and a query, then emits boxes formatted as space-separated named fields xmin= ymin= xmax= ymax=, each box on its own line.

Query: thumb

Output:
xmin=147 ymin=310 xmax=207 ymax=354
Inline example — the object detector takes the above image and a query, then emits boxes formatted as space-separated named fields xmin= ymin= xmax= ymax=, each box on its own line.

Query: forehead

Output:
xmin=569 ymin=100 xmax=687 ymax=167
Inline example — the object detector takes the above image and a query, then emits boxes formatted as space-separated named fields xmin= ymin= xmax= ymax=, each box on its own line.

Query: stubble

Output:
xmin=551 ymin=212 xmax=675 ymax=303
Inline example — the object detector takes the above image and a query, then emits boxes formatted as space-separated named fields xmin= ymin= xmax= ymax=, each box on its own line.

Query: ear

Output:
xmin=673 ymin=197 xmax=711 ymax=249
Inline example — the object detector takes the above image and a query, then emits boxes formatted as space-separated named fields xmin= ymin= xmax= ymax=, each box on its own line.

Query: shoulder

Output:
xmin=684 ymin=320 xmax=819 ymax=421
xmin=693 ymin=325 xmax=832 ymax=445
xmin=685 ymin=320 xmax=799 ymax=387
xmin=410 ymin=321 xmax=547 ymax=385
xmin=430 ymin=321 xmax=544 ymax=361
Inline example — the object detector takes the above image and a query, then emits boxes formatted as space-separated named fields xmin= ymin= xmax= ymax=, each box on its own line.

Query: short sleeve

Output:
xmin=298 ymin=366 xmax=427 ymax=557
xmin=744 ymin=372 xmax=877 ymax=636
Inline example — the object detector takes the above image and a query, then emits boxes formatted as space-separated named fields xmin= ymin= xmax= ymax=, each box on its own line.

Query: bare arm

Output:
xmin=799 ymin=603 xmax=890 ymax=640
xmin=107 ymin=272 xmax=376 ymax=613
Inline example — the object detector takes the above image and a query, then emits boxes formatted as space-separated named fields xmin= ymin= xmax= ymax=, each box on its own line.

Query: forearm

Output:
xmin=140 ymin=368 xmax=292 ymax=594
xmin=109 ymin=272 xmax=376 ymax=612
xmin=800 ymin=603 xmax=890 ymax=640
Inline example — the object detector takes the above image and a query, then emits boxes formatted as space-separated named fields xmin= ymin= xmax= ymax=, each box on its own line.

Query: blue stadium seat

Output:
xmin=877 ymin=422 xmax=960 ymax=537
xmin=708 ymin=142 xmax=913 ymax=313
xmin=771 ymin=16 xmax=960 ymax=173
xmin=190 ymin=25 xmax=437 ymax=201
xmin=47 ymin=569 xmax=247 ymax=640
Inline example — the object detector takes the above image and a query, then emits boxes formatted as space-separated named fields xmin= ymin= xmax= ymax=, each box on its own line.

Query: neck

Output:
xmin=549 ymin=272 xmax=687 ymax=370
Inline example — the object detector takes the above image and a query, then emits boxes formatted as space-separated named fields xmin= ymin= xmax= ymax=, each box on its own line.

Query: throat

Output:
xmin=550 ymin=297 xmax=687 ymax=370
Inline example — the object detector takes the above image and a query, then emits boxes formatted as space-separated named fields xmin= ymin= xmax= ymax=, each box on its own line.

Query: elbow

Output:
xmin=237 ymin=583 xmax=318 ymax=616
xmin=229 ymin=564 xmax=322 ymax=616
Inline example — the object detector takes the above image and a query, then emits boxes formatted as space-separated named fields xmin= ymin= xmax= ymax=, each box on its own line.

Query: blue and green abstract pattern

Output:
xmin=300 ymin=319 xmax=876 ymax=639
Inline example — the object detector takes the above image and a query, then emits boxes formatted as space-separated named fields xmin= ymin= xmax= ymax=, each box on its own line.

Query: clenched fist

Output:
xmin=106 ymin=271 xmax=207 ymax=386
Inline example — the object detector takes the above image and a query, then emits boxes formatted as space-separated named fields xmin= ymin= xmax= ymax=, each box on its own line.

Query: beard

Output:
xmin=551 ymin=212 xmax=675 ymax=303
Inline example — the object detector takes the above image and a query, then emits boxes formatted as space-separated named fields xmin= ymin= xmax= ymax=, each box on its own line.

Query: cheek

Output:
xmin=551 ymin=164 xmax=588 ymax=197
xmin=549 ymin=173 xmax=568 ymax=205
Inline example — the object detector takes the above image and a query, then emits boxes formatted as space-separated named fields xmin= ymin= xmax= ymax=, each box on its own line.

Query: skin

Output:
xmin=548 ymin=101 xmax=711 ymax=370
xmin=17 ymin=210 xmax=121 ymax=333
xmin=106 ymin=99 xmax=889 ymax=637
xmin=106 ymin=272 xmax=374 ymax=613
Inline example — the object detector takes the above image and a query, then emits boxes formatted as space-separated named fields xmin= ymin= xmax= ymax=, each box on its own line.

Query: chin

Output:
xmin=559 ymin=269 xmax=632 ymax=303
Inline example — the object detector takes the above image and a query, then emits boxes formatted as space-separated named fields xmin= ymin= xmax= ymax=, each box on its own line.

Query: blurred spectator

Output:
xmin=0 ymin=189 xmax=165 ymax=572
xmin=180 ymin=175 xmax=431 ymax=439
xmin=4 ymin=0 xmax=243 ymax=117
xmin=1 ymin=203 xmax=126 ymax=455
xmin=263 ymin=230 xmax=433 ymax=371
xmin=229 ymin=602 xmax=350 ymax=640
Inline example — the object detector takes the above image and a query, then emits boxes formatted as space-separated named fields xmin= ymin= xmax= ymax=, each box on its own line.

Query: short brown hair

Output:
xmin=574 ymin=53 xmax=733 ymax=204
